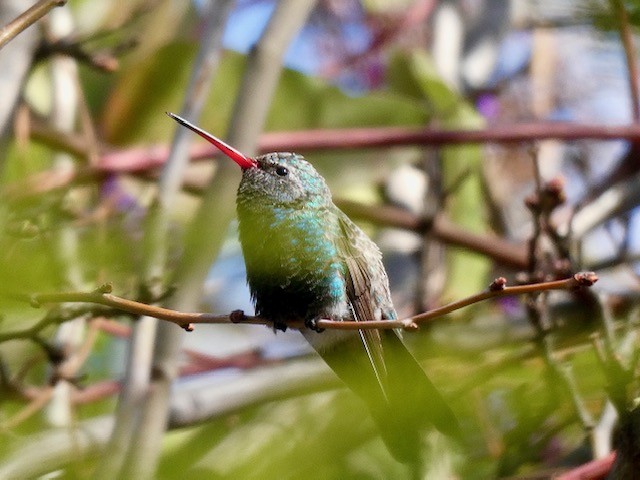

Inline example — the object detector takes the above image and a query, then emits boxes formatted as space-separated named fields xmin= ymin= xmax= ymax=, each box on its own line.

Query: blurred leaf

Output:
xmin=585 ymin=0 xmax=640 ymax=29
xmin=102 ymin=41 xmax=198 ymax=144
xmin=268 ymin=68 xmax=428 ymax=129
xmin=104 ymin=44 xmax=432 ymax=147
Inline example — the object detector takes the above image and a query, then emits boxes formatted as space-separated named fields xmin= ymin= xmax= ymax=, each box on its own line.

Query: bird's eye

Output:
xmin=275 ymin=166 xmax=289 ymax=177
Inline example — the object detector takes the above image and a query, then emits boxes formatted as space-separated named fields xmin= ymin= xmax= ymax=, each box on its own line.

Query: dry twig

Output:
xmin=14 ymin=273 xmax=597 ymax=335
xmin=0 ymin=0 xmax=66 ymax=50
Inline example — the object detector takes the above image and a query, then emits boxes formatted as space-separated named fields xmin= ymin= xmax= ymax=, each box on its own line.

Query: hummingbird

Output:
xmin=168 ymin=113 xmax=460 ymax=463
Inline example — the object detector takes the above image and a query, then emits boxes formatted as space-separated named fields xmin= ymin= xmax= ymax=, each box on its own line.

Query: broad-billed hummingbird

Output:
xmin=168 ymin=113 xmax=460 ymax=463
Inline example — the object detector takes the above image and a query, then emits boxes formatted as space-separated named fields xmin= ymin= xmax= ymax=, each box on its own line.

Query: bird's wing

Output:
xmin=335 ymin=209 xmax=462 ymax=452
xmin=335 ymin=209 xmax=392 ymax=395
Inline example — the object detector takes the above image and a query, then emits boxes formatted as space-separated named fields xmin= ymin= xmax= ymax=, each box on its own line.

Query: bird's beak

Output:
xmin=167 ymin=112 xmax=258 ymax=170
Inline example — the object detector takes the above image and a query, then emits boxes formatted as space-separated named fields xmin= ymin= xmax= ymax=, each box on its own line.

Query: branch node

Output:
xmin=544 ymin=176 xmax=566 ymax=208
xmin=574 ymin=271 xmax=598 ymax=288
xmin=181 ymin=323 xmax=194 ymax=332
xmin=490 ymin=277 xmax=507 ymax=291
xmin=29 ymin=295 xmax=41 ymax=308
xmin=402 ymin=321 xmax=419 ymax=331
xmin=94 ymin=283 xmax=113 ymax=294
xmin=229 ymin=309 xmax=247 ymax=324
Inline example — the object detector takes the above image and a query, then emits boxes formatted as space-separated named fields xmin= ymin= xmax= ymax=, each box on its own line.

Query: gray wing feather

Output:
xmin=335 ymin=208 xmax=462 ymax=453
xmin=336 ymin=211 xmax=393 ymax=395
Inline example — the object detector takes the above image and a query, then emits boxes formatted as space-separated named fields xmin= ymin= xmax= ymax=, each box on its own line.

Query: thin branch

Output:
xmin=26 ymin=122 xmax=640 ymax=175
xmin=0 ymin=0 xmax=66 ymax=50
xmin=18 ymin=273 xmax=597 ymax=334
xmin=315 ymin=273 xmax=598 ymax=331
xmin=569 ymin=168 xmax=640 ymax=238
xmin=38 ymin=38 xmax=121 ymax=72
xmin=23 ymin=283 xmax=263 ymax=330
xmin=257 ymin=122 xmax=640 ymax=151
xmin=0 ymin=305 xmax=89 ymax=344
xmin=337 ymin=200 xmax=529 ymax=269
xmin=19 ymin=121 xmax=640 ymax=200
xmin=1 ymin=386 xmax=54 ymax=430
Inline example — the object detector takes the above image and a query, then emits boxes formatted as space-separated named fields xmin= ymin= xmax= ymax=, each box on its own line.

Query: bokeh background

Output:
xmin=1 ymin=1 xmax=640 ymax=478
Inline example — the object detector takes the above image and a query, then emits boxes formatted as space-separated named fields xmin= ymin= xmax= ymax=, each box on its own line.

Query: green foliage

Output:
xmin=586 ymin=0 xmax=640 ymax=29
xmin=0 ymin=5 xmax=624 ymax=479
xmin=103 ymin=48 xmax=429 ymax=146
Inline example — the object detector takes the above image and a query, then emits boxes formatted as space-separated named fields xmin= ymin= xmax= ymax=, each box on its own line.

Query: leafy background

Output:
xmin=1 ymin=0 xmax=639 ymax=478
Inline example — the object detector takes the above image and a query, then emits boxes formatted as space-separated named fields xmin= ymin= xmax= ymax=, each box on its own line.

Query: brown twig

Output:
xmin=0 ymin=0 xmax=67 ymax=50
xmin=0 ymin=303 xmax=117 ymax=344
xmin=25 ymin=283 xmax=261 ymax=331
xmin=20 ymin=273 xmax=597 ymax=334
xmin=1 ymin=386 xmax=55 ymax=430
xmin=337 ymin=199 xmax=529 ymax=269
xmin=38 ymin=39 xmax=120 ymax=72
xmin=257 ymin=122 xmax=640 ymax=151
xmin=316 ymin=273 xmax=598 ymax=331
xmin=26 ymin=122 xmax=640 ymax=175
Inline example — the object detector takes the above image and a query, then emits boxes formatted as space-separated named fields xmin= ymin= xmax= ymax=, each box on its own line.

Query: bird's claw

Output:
xmin=304 ymin=318 xmax=325 ymax=333
xmin=274 ymin=321 xmax=288 ymax=332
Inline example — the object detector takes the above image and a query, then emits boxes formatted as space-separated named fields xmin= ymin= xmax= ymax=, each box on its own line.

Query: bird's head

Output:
xmin=168 ymin=113 xmax=331 ymax=206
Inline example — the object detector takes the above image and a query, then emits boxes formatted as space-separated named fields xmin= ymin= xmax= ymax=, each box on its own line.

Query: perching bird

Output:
xmin=168 ymin=112 xmax=460 ymax=463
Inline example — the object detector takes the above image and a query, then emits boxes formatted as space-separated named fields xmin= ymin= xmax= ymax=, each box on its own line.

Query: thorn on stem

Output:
xmin=181 ymin=323 xmax=194 ymax=332
xmin=490 ymin=277 xmax=507 ymax=291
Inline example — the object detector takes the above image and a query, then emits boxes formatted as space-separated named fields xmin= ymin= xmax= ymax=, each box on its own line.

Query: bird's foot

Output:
xmin=273 ymin=321 xmax=288 ymax=332
xmin=304 ymin=318 xmax=325 ymax=333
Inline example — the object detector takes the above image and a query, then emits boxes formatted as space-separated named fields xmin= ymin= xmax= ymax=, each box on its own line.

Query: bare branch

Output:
xmin=315 ymin=273 xmax=598 ymax=331
xmin=258 ymin=122 xmax=640 ymax=151
xmin=0 ymin=0 xmax=66 ymax=50
xmin=1 ymin=386 xmax=54 ymax=430
xmin=337 ymin=200 xmax=529 ymax=270
xmin=38 ymin=38 xmax=120 ymax=72
xmin=17 ymin=273 xmax=597 ymax=335
xmin=26 ymin=122 xmax=640 ymax=176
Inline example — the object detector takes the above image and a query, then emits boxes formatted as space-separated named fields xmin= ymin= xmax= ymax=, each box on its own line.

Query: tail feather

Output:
xmin=308 ymin=329 xmax=460 ymax=463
